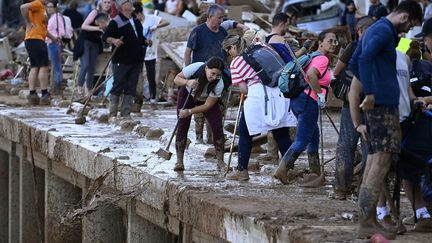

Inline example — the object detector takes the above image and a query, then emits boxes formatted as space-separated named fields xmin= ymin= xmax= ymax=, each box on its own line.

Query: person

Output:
xmin=349 ymin=0 xmax=422 ymax=239
xmin=223 ymin=35 xmax=296 ymax=181
xmin=102 ymin=0 xmax=151 ymax=118
xmin=134 ymin=2 xmax=169 ymax=105
xmin=422 ymin=0 xmax=432 ymax=20
xmin=46 ymin=0 xmax=65 ymax=94
xmin=266 ymin=13 xmax=310 ymax=63
xmin=341 ymin=0 xmax=357 ymax=41
xmin=78 ymin=0 xmax=112 ymax=97
xmin=20 ymin=0 xmax=60 ymax=105
xmin=273 ymin=29 xmax=337 ymax=182
xmin=63 ymin=0 xmax=84 ymax=31
xmin=332 ymin=16 xmax=374 ymax=200
xmin=165 ymin=0 xmax=178 ymax=15
xmin=368 ymin=0 xmax=388 ymax=20
xmin=173 ymin=57 xmax=226 ymax=171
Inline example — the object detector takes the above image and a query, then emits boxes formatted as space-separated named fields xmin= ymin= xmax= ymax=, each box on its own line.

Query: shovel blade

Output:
xmin=156 ymin=148 xmax=172 ymax=160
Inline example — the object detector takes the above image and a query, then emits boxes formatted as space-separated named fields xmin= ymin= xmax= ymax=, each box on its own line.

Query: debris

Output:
xmin=120 ymin=119 xmax=139 ymax=131
xmin=116 ymin=155 xmax=130 ymax=160
xmin=204 ymin=147 xmax=216 ymax=159
xmin=9 ymin=87 xmax=19 ymax=95
xmin=248 ymin=160 xmax=260 ymax=172
xmin=88 ymin=109 xmax=109 ymax=123
xmin=18 ymin=89 xmax=30 ymax=99
xmin=341 ymin=212 xmax=354 ymax=221
xmin=98 ymin=147 xmax=111 ymax=153
xmin=145 ymin=128 xmax=164 ymax=140
xmin=135 ymin=125 xmax=150 ymax=137
xmin=52 ymin=99 xmax=70 ymax=108
xmin=260 ymin=164 xmax=276 ymax=175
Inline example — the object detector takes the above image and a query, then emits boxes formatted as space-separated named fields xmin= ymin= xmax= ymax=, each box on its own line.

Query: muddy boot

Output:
xmin=194 ymin=114 xmax=204 ymax=144
xmin=27 ymin=92 xmax=40 ymax=105
xmin=308 ymin=152 xmax=320 ymax=175
xmin=120 ymin=95 xmax=134 ymax=118
xmin=109 ymin=94 xmax=120 ymax=117
xmin=215 ymin=139 xmax=226 ymax=171
xmin=131 ymin=95 xmax=143 ymax=113
xmin=273 ymin=149 xmax=300 ymax=184
xmin=357 ymin=186 xmax=396 ymax=240
xmin=226 ymin=169 xmax=249 ymax=181
xmin=206 ymin=122 xmax=213 ymax=144
xmin=174 ymin=139 xmax=186 ymax=171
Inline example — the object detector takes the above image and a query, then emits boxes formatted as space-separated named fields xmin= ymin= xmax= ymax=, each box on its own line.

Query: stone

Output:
xmin=18 ymin=89 xmax=30 ymax=99
xmin=248 ymin=160 xmax=260 ymax=172
xmin=70 ymin=102 xmax=84 ymax=113
xmin=260 ymin=164 xmax=276 ymax=175
xmin=55 ymin=100 xmax=70 ymax=108
xmin=145 ymin=128 xmax=164 ymax=140
xmin=9 ymin=87 xmax=19 ymax=95
xmin=120 ymin=120 xmax=139 ymax=132
xmin=135 ymin=125 xmax=150 ymax=138
xmin=88 ymin=109 xmax=109 ymax=123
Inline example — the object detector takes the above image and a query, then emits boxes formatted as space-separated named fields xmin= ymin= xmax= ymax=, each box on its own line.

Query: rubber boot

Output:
xmin=174 ymin=139 xmax=186 ymax=171
xmin=206 ymin=121 xmax=213 ymax=144
xmin=109 ymin=94 xmax=120 ymax=117
xmin=120 ymin=95 xmax=134 ymax=118
xmin=194 ymin=114 xmax=204 ymax=144
xmin=308 ymin=152 xmax=320 ymax=175
xmin=131 ymin=95 xmax=143 ymax=113
xmin=357 ymin=186 xmax=396 ymax=240
xmin=273 ymin=149 xmax=300 ymax=184
xmin=214 ymin=138 xmax=226 ymax=171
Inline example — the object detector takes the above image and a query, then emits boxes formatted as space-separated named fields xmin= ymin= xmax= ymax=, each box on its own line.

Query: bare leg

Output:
xmin=38 ymin=66 xmax=50 ymax=90
xmin=28 ymin=67 xmax=40 ymax=91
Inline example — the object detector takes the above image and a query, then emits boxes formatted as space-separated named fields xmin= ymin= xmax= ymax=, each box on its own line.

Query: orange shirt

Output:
xmin=24 ymin=0 xmax=48 ymax=41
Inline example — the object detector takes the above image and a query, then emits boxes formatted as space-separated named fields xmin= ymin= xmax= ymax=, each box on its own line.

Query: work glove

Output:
xmin=317 ymin=93 xmax=326 ymax=109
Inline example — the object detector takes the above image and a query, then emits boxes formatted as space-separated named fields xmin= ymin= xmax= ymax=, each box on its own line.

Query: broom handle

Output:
xmin=165 ymin=89 xmax=193 ymax=150
xmin=224 ymin=94 xmax=244 ymax=177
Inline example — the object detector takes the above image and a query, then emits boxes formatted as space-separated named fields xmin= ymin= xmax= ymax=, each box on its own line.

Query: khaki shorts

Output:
xmin=365 ymin=106 xmax=401 ymax=154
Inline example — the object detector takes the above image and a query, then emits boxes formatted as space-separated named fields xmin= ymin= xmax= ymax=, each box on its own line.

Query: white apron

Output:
xmin=243 ymin=83 xmax=297 ymax=136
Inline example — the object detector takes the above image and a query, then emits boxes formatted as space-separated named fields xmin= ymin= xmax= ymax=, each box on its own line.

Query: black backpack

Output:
xmin=242 ymin=44 xmax=285 ymax=87
xmin=410 ymin=59 xmax=432 ymax=97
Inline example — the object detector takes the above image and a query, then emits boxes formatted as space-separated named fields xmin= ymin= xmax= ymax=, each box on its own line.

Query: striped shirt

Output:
xmin=230 ymin=55 xmax=261 ymax=87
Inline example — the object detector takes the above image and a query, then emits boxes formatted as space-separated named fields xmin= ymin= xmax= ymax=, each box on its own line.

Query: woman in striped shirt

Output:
xmin=223 ymin=35 xmax=296 ymax=181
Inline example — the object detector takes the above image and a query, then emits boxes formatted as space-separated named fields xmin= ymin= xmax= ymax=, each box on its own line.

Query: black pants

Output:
xmin=145 ymin=59 xmax=156 ymax=99
xmin=111 ymin=63 xmax=141 ymax=96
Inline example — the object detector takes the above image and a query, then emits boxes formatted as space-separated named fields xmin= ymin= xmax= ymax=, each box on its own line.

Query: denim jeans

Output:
xmin=237 ymin=111 xmax=291 ymax=170
xmin=47 ymin=43 xmax=62 ymax=88
xmin=145 ymin=59 xmax=156 ymax=99
xmin=334 ymin=102 xmax=368 ymax=193
xmin=289 ymin=92 xmax=319 ymax=153
xmin=78 ymin=40 xmax=99 ymax=89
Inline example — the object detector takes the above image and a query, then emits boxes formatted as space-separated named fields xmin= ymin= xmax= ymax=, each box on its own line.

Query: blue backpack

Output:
xmin=278 ymin=51 xmax=325 ymax=98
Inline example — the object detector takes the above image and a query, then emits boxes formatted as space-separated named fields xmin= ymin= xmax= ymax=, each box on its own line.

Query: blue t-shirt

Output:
xmin=187 ymin=23 xmax=228 ymax=63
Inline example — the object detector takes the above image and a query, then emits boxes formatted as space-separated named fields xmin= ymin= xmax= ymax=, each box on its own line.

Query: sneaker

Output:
xmin=157 ymin=97 xmax=167 ymax=102
xmin=226 ymin=169 xmax=249 ymax=181
xmin=40 ymin=93 xmax=52 ymax=105
xmin=150 ymin=99 xmax=157 ymax=104
xmin=402 ymin=215 xmax=415 ymax=226
xmin=413 ymin=218 xmax=432 ymax=232
xmin=27 ymin=93 xmax=40 ymax=105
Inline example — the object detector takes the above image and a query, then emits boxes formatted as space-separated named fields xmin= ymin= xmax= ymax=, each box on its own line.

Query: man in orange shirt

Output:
xmin=20 ymin=0 xmax=59 ymax=105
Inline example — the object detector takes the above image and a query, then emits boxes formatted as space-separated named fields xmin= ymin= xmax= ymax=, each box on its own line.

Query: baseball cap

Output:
xmin=415 ymin=18 xmax=432 ymax=38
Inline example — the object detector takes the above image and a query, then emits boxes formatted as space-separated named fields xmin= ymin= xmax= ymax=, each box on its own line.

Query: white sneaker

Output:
xmin=150 ymin=99 xmax=157 ymax=104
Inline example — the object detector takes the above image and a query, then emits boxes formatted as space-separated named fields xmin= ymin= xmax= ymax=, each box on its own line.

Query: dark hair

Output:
xmin=318 ymin=29 xmax=335 ymax=42
xmin=272 ymin=13 xmax=288 ymax=27
xmin=205 ymin=56 xmax=225 ymax=71
xmin=194 ymin=57 xmax=225 ymax=97
xmin=49 ymin=0 xmax=58 ymax=8
xmin=69 ymin=0 xmax=78 ymax=10
xmin=406 ymin=40 xmax=422 ymax=60
xmin=94 ymin=13 xmax=109 ymax=23
xmin=207 ymin=4 xmax=225 ymax=17
xmin=394 ymin=0 xmax=423 ymax=24
xmin=356 ymin=16 xmax=374 ymax=30
xmin=133 ymin=1 xmax=143 ymax=15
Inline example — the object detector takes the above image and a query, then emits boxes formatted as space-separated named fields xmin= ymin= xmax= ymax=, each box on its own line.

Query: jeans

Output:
xmin=289 ymin=92 xmax=319 ymax=153
xmin=237 ymin=111 xmax=291 ymax=170
xmin=47 ymin=43 xmax=62 ymax=88
xmin=334 ymin=102 xmax=368 ymax=193
xmin=111 ymin=63 xmax=141 ymax=96
xmin=78 ymin=40 xmax=99 ymax=89
xmin=145 ymin=59 xmax=156 ymax=99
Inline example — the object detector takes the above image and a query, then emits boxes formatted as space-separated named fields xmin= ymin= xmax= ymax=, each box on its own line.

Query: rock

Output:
xmin=18 ymin=89 xmax=30 ymax=99
xmin=116 ymin=155 xmax=130 ymax=160
xmin=224 ymin=123 xmax=236 ymax=134
xmin=9 ymin=87 xmax=20 ymax=95
xmin=70 ymin=102 xmax=84 ymax=113
xmin=135 ymin=125 xmax=150 ymax=137
xmin=145 ymin=128 xmax=164 ymax=140
xmin=260 ymin=165 xmax=276 ymax=175
xmin=204 ymin=147 xmax=216 ymax=159
xmin=88 ymin=109 xmax=109 ymax=123
xmin=52 ymin=99 xmax=70 ymax=108
xmin=248 ymin=160 xmax=260 ymax=171
xmin=120 ymin=119 xmax=139 ymax=131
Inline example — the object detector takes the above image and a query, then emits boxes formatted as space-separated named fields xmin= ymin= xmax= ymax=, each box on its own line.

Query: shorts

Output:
xmin=24 ymin=39 xmax=49 ymax=68
xmin=365 ymin=106 xmax=401 ymax=154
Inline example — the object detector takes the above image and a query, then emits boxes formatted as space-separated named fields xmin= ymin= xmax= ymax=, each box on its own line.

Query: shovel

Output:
xmin=66 ymin=62 xmax=80 ymax=114
xmin=156 ymin=89 xmax=192 ymax=160
xmin=224 ymin=94 xmax=244 ymax=177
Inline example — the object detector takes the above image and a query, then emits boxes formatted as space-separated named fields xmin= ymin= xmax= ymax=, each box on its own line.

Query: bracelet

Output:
xmin=355 ymin=124 xmax=362 ymax=129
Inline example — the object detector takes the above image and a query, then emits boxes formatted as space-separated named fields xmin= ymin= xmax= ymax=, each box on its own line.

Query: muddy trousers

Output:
xmin=334 ymin=103 xmax=368 ymax=193
xmin=237 ymin=112 xmax=291 ymax=170
xmin=144 ymin=59 xmax=156 ymax=99
xmin=175 ymin=87 xmax=224 ymax=159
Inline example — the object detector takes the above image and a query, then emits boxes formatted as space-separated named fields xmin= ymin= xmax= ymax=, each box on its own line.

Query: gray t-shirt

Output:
xmin=182 ymin=62 xmax=224 ymax=102
xmin=396 ymin=51 xmax=411 ymax=122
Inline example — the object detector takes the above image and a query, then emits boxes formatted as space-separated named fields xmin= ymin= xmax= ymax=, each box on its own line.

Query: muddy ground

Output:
xmin=1 ymin=87 xmax=432 ymax=242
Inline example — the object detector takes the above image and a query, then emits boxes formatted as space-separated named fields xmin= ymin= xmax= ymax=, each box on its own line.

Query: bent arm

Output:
xmin=81 ymin=10 xmax=100 ymax=32
xmin=306 ymin=67 xmax=322 ymax=93
xmin=334 ymin=60 xmax=348 ymax=78
xmin=174 ymin=72 xmax=189 ymax=86
xmin=158 ymin=19 xmax=169 ymax=28
xmin=190 ymin=96 xmax=218 ymax=114
xmin=349 ymin=76 xmax=363 ymax=127
xmin=20 ymin=3 xmax=31 ymax=24
xmin=184 ymin=47 xmax=192 ymax=66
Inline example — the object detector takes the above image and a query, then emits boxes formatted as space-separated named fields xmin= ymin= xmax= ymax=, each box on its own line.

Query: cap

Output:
xmin=116 ymin=0 xmax=130 ymax=6
xmin=415 ymin=18 xmax=432 ymax=38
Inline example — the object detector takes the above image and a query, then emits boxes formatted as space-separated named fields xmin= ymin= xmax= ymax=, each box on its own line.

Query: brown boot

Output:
xmin=357 ymin=187 xmax=396 ymax=240
xmin=109 ymin=94 xmax=120 ymax=117
xmin=174 ymin=139 xmax=186 ymax=171
xmin=308 ymin=152 xmax=320 ymax=175
xmin=226 ymin=169 xmax=249 ymax=181
xmin=273 ymin=149 xmax=300 ymax=184
xmin=215 ymin=138 xmax=226 ymax=171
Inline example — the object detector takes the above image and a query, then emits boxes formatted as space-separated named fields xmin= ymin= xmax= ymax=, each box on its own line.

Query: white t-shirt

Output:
xmin=142 ymin=14 xmax=162 ymax=61
xmin=396 ymin=50 xmax=411 ymax=122
xmin=182 ymin=62 xmax=224 ymax=102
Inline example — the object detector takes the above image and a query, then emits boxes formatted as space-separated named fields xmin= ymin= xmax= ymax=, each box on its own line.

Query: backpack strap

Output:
xmin=190 ymin=64 xmax=206 ymax=79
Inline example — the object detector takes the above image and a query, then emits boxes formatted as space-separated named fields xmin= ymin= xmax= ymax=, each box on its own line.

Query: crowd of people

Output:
xmin=18 ymin=0 xmax=432 ymax=240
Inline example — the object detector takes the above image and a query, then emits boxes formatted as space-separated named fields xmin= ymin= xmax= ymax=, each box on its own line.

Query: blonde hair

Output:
xmin=223 ymin=35 xmax=247 ymax=56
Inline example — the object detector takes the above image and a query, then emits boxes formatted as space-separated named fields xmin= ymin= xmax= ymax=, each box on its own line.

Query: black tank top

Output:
xmin=265 ymin=33 xmax=277 ymax=44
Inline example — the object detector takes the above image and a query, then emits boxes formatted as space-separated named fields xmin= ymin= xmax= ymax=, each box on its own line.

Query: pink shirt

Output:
xmin=304 ymin=55 xmax=331 ymax=101
xmin=46 ymin=13 xmax=65 ymax=43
